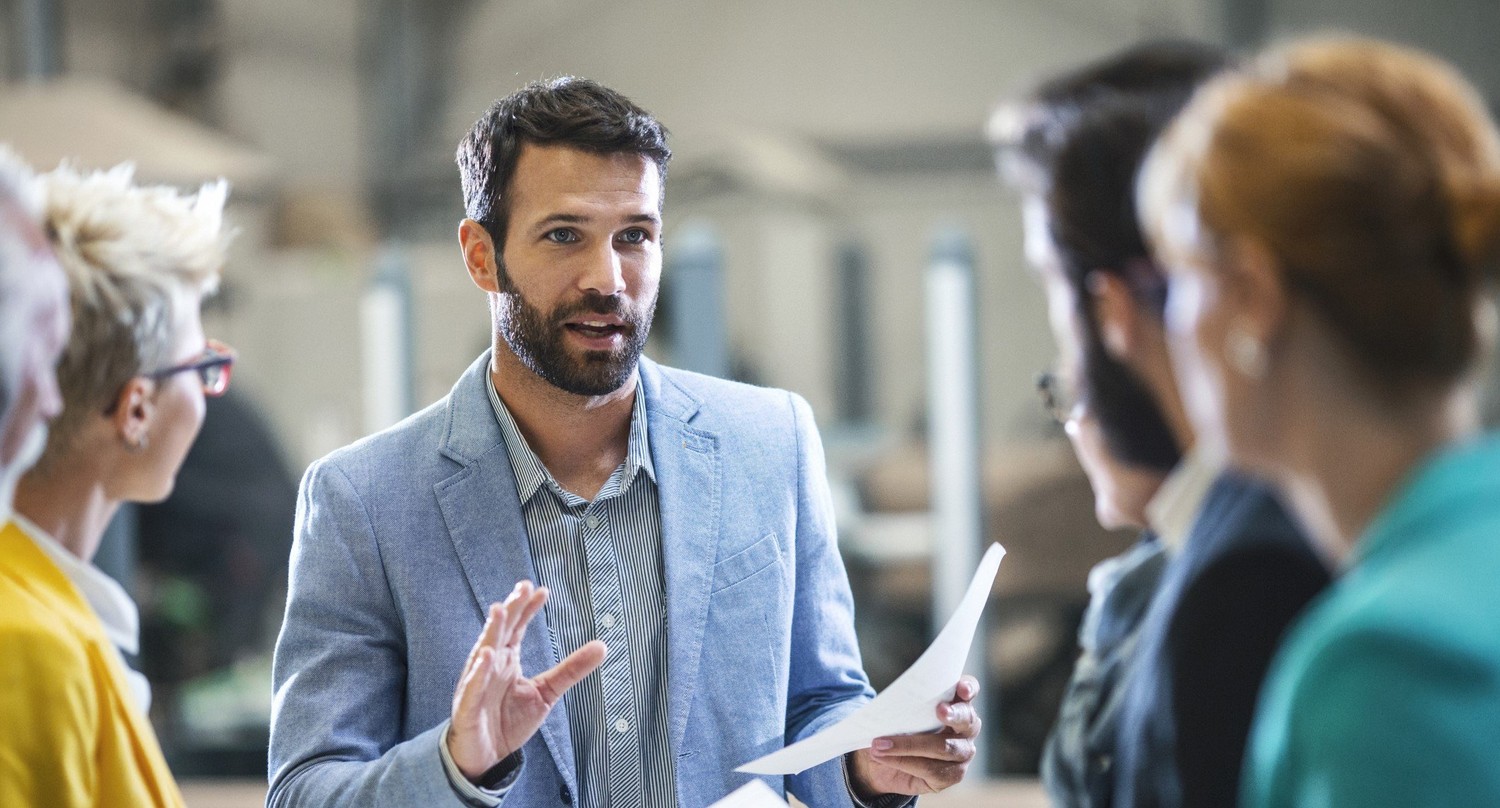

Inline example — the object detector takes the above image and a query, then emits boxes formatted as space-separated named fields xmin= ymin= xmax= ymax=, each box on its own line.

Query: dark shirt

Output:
xmin=1114 ymin=474 xmax=1331 ymax=808
xmin=1043 ymin=536 xmax=1166 ymax=808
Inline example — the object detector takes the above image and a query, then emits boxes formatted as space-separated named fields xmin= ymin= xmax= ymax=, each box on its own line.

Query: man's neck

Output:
xmin=490 ymin=345 xmax=637 ymax=501
xmin=12 ymin=457 xmax=120 ymax=562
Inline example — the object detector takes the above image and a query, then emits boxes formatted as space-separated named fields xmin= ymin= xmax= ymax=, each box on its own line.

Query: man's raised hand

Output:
xmin=446 ymin=580 xmax=606 ymax=781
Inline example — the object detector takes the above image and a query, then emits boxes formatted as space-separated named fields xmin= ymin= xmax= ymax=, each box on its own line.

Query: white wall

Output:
xmin=430 ymin=0 xmax=1181 ymax=444
xmin=47 ymin=0 xmax=1212 ymax=465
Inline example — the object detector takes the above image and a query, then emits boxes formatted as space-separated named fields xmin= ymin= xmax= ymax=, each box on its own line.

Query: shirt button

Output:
xmin=586 ymin=514 xmax=601 ymax=530
xmin=599 ymin=613 xmax=617 ymax=629
xmin=614 ymin=718 xmax=630 ymax=734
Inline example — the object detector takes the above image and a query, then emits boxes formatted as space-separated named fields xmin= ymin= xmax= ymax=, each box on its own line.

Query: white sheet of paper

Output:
xmin=708 ymin=780 xmax=792 ymax=808
xmin=736 ymin=542 xmax=1005 ymax=776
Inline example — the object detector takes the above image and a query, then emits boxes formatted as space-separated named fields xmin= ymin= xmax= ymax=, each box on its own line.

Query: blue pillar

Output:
xmin=665 ymin=221 xmax=729 ymax=379
xmin=836 ymin=242 xmax=874 ymax=425
xmin=361 ymin=244 xmax=416 ymax=433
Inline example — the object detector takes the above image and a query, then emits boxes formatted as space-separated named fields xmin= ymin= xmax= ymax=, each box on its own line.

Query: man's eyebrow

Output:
xmin=529 ymin=212 xmax=661 ymax=233
xmin=531 ymin=213 xmax=589 ymax=232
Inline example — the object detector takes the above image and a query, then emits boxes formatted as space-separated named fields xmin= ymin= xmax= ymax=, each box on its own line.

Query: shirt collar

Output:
xmin=9 ymin=512 xmax=140 ymax=656
xmin=486 ymin=375 xmax=655 ymax=504
xmin=10 ymin=513 xmax=152 ymax=713
xmin=1145 ymin=444 xmax=1223 ymax=556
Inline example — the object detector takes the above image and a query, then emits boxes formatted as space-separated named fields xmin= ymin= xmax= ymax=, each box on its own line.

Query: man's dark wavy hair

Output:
xmin=456 ymin=76 xmax=671 ymax=250
xmin=996 ymin=40 xmax=1229 ymax=472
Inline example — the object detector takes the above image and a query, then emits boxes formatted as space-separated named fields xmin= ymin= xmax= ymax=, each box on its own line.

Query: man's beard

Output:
xmin=1079 ymin=334 xmax=1182 ymax=473
xmin=494 ymin=261 xmax=655 ymax=396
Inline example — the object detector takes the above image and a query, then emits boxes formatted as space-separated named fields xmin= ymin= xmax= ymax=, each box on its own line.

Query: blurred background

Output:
xmin=4 ymin=0 xmax=1498 ymax=801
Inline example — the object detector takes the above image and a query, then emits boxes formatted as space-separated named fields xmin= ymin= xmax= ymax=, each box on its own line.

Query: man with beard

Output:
xmin=269 ymin=77 xmax=980 ymax=808
xmin=0 ymin=150 xmax=68 ymax=524
xmin=991 ymin=43 xmax=1330 ymax=808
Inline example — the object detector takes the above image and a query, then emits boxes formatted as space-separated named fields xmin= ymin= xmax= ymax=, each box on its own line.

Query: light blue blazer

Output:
xmin=268 ymin=352 xmax=876 ymax=807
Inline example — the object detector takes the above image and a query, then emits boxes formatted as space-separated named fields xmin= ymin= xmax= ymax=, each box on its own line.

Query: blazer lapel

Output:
xmin=433 ymin=351 xmax=579 ymax=798
xmin=639 ymin=359 xmax=721 ymax=751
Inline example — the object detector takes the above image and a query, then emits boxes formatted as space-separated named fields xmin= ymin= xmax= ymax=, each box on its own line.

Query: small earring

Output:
xmin=127 ymin=433 xmax=149 ymax=453
xmin=1226 ymin=324 xmax=1266 ymax=379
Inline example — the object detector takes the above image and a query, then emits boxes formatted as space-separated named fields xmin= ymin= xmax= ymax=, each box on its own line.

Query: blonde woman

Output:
xmin=0 ymin=162 xmax=233 ymax=807
xmin=1138 ymin=38 xmax=1500 ymax=807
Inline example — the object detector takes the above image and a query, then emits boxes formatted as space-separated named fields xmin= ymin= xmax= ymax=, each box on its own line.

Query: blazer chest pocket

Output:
xmin=710 ymin=533 xmax=783 ymax=594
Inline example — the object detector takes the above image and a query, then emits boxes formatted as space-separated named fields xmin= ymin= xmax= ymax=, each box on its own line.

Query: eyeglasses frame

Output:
xmin=143 ymin=338 xmax=237 ymax=398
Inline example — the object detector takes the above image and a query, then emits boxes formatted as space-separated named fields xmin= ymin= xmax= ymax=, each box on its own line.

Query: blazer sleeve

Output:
xmin=0 ymin=624 xmax=97 ymax=808
xmin=1168 ymin=541 xmax=1328 ymax=808
xmin=780 ymin=392 xmax=885 ymax=808
xmin=267 ymin=458 xmax=471 ymax=808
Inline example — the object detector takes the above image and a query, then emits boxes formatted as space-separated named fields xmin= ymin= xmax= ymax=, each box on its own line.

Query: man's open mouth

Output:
xmin=565 ymin=319 xmax=627 ymax=339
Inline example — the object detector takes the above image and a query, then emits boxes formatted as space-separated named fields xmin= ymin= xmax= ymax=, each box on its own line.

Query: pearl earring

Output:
xmin=1226 ymin=324 xmax=1266 ymax=379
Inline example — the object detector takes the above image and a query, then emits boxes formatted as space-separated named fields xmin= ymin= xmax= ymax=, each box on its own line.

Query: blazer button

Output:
xmin=559 ymin=784 xmax=572 ymax=804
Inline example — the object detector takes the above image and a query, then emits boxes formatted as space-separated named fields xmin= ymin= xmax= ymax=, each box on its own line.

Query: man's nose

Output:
xmin=578 ymin=242 xmax=627 ymax=297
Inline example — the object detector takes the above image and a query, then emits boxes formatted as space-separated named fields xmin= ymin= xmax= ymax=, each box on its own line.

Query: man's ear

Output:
xmin=111 ymin=377 xmax=156 ymax=450
xmin=459 ymin=219 xmax=501 ymax=294
xmin=1087 ymin=270 xmax=1143 ymax=362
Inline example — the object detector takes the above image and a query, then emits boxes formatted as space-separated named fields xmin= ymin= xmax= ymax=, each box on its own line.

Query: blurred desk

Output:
xmin=922 ymin=778 xmax=1048 ymax=806
xmin=180 ymin=779 xmax=266 ymax=807
xmin=181 ymin=777 xmax=1047 ymax=807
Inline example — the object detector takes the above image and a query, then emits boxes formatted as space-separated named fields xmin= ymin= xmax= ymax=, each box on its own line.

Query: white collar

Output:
xmin=1145 ymin=445 xmax=1223 ymax=555
xmin=11 ymin=512 xmax=151 ymax=711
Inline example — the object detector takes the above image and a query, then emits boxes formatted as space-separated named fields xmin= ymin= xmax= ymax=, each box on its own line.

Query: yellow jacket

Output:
xmin=0 ymin=519 xmax=185 ymax=807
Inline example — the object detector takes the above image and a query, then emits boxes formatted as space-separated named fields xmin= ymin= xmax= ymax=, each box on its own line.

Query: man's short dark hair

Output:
xmin=994 ymin=40 xmax=1228 ymax=472
xmin=456 ymin=76 xmax=671 ymax=250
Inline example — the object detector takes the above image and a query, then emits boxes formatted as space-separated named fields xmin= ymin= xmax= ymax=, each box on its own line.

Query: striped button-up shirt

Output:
xmin=486 ymin=378 xmax=675 ymax=808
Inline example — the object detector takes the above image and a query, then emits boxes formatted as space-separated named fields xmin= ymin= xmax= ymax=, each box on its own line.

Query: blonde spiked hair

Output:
xmin=33 ymin=162 xmax=231 ymax=464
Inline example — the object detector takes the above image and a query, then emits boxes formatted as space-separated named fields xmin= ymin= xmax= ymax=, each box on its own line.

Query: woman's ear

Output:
xmin=110 ymin=377 xmax=157 ymax=451
xmin=459 ymin=219 xmax=501 ymax=294
xmin=1223 ymin=235 xmax=1288 ymax=347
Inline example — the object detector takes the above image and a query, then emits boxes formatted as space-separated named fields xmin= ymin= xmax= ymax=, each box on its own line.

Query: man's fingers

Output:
xmin=507 ymin=586 xmax=549 ymax=649
xmin=866 ymin=750 xmax=968 ymax=792
xmin=872 ymin=733 xmax=976 ymax=763
xmin=453 ymin=645 xmax=497 ymax=721
xmin=497 ymin=581 xmax=535 ymax=643
xmin=469 ymin=602 xmax=507 ymax=662
xmin=954 ymin=674 xmax=980 ymax=702
xmin=533 ymin=640 xmax=607 ymax=705
xmin=936 ymin=701 xmax=981 ymax=736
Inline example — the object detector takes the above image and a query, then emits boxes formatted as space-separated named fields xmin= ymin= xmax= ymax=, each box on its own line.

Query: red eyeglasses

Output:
xmin=145 ymin=339 xmax=237 ymax=397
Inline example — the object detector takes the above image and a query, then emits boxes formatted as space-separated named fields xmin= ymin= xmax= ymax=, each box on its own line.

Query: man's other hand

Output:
xmin=848 ymin=675 xmax=981 ymax=797
xmin=447 ymin=580 xmax=606 ymax=781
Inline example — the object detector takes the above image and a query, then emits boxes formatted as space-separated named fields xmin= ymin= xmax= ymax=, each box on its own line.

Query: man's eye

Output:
xmin=619 ymin=228 xmax=649 ymax=244
xmin=545 ymin=229 xmax=578 ymax=244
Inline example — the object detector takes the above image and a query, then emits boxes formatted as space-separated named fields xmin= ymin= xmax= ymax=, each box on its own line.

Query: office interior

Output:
xmin=3 ymin=0 xmax=1498 ymax=804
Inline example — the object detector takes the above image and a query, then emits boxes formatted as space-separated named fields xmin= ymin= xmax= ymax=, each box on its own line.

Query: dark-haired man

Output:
xmin=269 ymin=77 xmax=979 ymax=808
xmin=991 ymin=43 xmax=1330 ymax=808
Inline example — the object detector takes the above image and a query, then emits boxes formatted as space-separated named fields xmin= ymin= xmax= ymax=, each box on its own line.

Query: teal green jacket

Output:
xmin=1244 ymin=432 xmax=1500 ymax=808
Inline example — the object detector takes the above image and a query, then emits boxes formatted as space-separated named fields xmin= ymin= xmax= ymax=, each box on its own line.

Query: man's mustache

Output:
xmin=550 ymin=294 xmax=635 ymax=323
